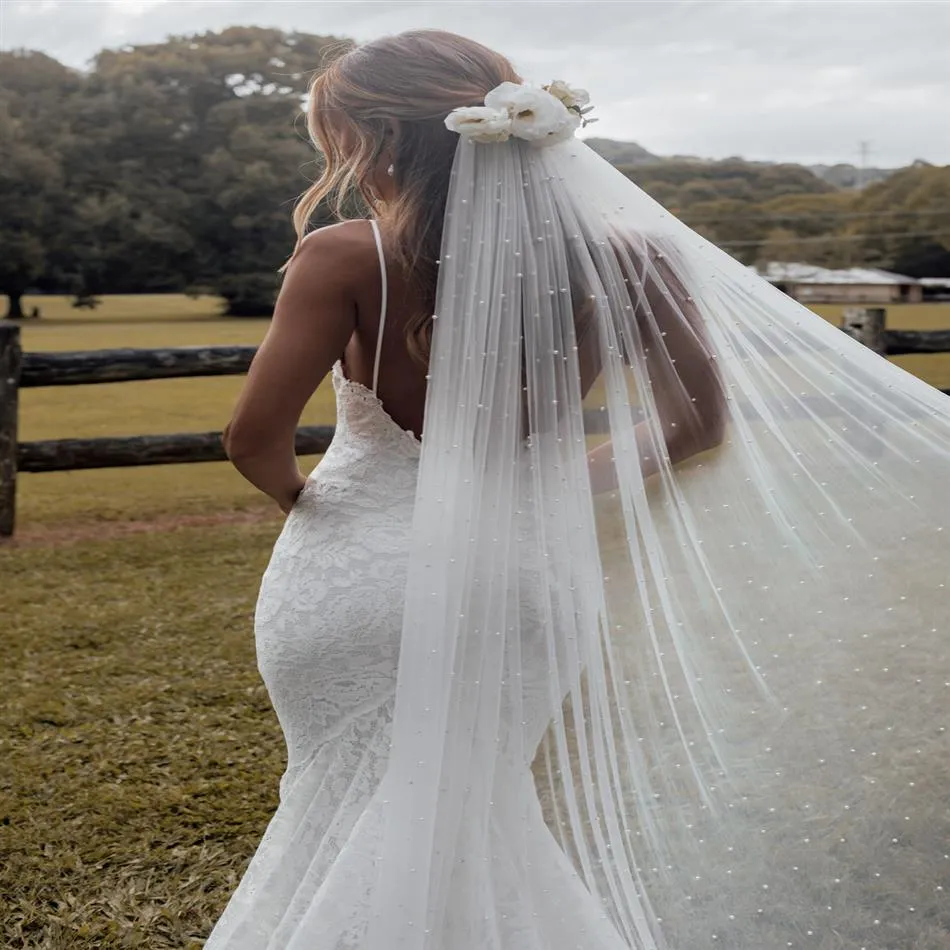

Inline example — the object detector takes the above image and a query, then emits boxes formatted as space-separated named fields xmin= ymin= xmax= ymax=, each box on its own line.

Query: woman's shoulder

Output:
xmin=279 ymin=220 xmax=381 ymax=313
xmin=298 ymin=219 xmax=378 ymax=262
xmin=288 ymin=220 xmax=380 ymax=287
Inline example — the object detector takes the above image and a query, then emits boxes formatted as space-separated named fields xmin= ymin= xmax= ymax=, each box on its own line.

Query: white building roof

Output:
xmin=752 ymin=262 xmax=919 ymax=285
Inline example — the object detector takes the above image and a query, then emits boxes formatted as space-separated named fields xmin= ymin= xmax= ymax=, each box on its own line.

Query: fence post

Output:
xmin=0 ymin=322 xmax=22 ymax=538
xmin=841 ymin=306 xmax=886 ymax=355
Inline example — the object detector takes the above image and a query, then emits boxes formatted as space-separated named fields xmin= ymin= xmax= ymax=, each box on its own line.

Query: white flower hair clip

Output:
xmin=445 ymin=80 xmax=596 ymax=146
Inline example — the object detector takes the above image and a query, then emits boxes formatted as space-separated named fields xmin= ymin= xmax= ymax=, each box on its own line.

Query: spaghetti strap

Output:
xmin=369 ymin=219 xmax=388 ymax=396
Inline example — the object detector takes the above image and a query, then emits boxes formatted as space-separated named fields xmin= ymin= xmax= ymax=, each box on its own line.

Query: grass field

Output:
xmin=13 ymin=295 xmax=337 ymax=529
xmin=1 ymin=521 xmax=281 ymax=948
xmin=4 ymin=296 xmax=311 ymax=948
xmin=3 ymin=294 xmax=950 ymax=948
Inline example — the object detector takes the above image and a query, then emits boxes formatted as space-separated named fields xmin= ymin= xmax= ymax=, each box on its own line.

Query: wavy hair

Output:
xmin=291 ymin=30 xmax=521 ymax=363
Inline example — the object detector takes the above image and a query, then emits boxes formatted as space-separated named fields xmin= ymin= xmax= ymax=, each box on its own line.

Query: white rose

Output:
xmin=484 ymin=82 xmax=580 ymax=146
xmin=544 ymin=80 xmax=591 ymax=112
xmin=444 ymin=105 xmax=512 ymax=142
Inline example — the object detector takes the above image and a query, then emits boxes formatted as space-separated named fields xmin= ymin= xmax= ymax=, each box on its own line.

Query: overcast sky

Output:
xmin=2 ymin=0 xmax=948 ymax=167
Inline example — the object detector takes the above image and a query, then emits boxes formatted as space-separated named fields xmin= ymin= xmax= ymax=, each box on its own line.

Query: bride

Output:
xmin=214 ymin=29 xmax=950 ymax=950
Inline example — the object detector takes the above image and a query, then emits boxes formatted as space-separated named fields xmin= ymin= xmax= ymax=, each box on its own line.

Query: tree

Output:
xmin=753 ymin=192 xmax=857 ymax=268
xmin=0 ymin=52 xmax=79 ymax=317
xmin=85 ymin=27 xmax=346 ymax=292
xmin=756 ymin=228 xmax=803 ymax=266
xmin=619 ymin=159 xmax=841 ymax=264
xmin=678 ymin=198 xmax=770 ymax=263
xmin=217 ymin=272 xmax=282 ymax=317
xmin=0 ymin=29 xmax=346 ymax=314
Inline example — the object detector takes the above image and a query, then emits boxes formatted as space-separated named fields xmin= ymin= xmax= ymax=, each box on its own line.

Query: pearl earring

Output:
xmin=387 ymin=164 xmax=394 ymax=177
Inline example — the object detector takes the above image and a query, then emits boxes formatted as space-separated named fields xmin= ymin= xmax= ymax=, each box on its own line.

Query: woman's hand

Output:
xmin=278 ymin=475 xmax=309 ymax=515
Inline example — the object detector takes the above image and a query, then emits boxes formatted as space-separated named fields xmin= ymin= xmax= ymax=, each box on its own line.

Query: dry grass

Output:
xmin=4 ymin=298 xmax=307 ymax=948
xmin=18 ymin=293 xmax=223 ymax=325
xmin=2 ymin=296 xmax=950 ymax=947
xmin=817 ymin=301 xmax=950 ymax=390
xmin=0 ymin=521 xmax=285 ymax=949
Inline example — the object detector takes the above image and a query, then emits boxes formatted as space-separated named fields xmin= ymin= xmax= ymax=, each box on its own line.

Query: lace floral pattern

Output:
xmin=203 ymin=364 xmax=630 ymax=949
xmin=204 ymin=365 xmax=418 ymax=948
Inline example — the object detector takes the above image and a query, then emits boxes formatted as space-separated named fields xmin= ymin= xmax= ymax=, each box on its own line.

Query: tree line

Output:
xmin=0 ymin=27 xmax=343 ymax=319
xmin=2 ymin=27 xmax=948 ymax=320
xmin=616 ymin=158 xmax=950 ymax=276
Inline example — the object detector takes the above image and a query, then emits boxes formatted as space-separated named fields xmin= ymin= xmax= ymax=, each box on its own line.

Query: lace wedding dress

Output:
xmin=203 ymin=222 xmax=635 ymax=950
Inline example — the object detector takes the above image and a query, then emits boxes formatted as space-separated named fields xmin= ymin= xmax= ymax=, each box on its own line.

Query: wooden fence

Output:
xmin=1 ymin=305 xmax=949 ymax=538
xmin=0 ymin=326 xmax=335 ymax=538
xmin=841 ymin=306 xmax=950 ymax=356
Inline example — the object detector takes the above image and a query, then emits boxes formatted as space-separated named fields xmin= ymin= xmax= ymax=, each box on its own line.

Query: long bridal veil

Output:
xmin=366 ymin=137 xmax=950 ymax=949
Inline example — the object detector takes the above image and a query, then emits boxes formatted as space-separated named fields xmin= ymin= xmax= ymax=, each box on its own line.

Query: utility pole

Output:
xmin=856 ymin=140 xmax=872 ymax=190
xmin=847 ymin=141 xmax=874 ymax=268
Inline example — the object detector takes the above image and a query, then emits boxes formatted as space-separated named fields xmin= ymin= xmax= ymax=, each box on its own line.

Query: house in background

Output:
xmin=753 ymin=262 xmax=923 ymax=304
xmin=919 ymin=277 xmax=950 ymax=301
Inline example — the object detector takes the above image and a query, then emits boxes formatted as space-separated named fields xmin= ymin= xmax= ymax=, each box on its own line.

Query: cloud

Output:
xmin=1 ymin=0 xmax=948 ymax=166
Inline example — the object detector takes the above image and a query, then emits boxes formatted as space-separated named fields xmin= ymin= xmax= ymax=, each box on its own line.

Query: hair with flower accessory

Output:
xmin=289 ymin=30 xmax=522 ymax=363
xmin=445 ymin=80 xmax=596 ymax=145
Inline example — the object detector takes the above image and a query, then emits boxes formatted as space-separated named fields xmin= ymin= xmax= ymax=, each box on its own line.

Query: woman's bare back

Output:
xmin=338 ymin=220 xmax=429 ymax=440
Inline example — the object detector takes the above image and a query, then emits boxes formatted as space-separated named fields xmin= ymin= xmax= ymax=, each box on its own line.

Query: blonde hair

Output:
xmin=291 ymin=30 xmax=521 ymax=363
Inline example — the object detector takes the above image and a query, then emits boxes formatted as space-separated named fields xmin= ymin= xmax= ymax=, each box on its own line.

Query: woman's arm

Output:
xmin=586 ymin=237 xmax=726 ymax=494
xmin=223 ymin=224 xmax=363 ymax=512
xmin=588 ymin=421 xmax=668 ymax=494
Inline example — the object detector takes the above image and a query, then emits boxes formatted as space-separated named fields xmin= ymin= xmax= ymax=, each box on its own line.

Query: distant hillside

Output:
xmin=581 ymin=137 xmax=661 ymax=166
xmin=624 ymin=158 xmax=835 ymax=211
xmin=807 ymin=162 xmax=899 ymax=189
xmin=582 ymin=137 xmax=904 ymax=190
xmin=578 ymin=141 xmax=950 ymax=276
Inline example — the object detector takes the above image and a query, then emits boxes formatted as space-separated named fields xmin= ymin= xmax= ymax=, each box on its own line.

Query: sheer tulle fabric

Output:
xmin=365 ymin=139 xmax=950 ymax=949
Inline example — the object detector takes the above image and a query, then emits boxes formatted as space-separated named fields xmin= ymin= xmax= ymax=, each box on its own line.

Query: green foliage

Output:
xmin=615 ymin=155 xmax=950 ymax=269
xmin=0 ymin=54 xmax=77 ymax=317
xmin=2 ymin=29 xmax=949 ymax=305
xmin=625 ymin=158 xmax=834 ymax=202
xmin=850 ymin=164 xmax=950 ymax=276
xmin=216 ymin=272 xmax=281 ymax=317
xmin=747 ymin=191 xmax=860 ymax=268
xmin=617 ymin=159 xmax=841 ymax=264
xmin=0 ymin=28 xmax=348 ymax=311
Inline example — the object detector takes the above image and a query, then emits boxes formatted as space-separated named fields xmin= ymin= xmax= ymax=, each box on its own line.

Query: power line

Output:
xmin=681 ymin=207 xmax=950 ymax=224
xmin=720 ymin=229 xmax=950 ymax=248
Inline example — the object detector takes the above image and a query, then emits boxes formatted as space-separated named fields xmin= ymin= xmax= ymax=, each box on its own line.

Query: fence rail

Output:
xmin=2 ymin=306 xmax=950 ymax=538
xmin=881 ymin=329 xmax=950 ymax=355
xmin=20 ymin=345 xmax=258 ymax=388
xmin=19 ymin=427 xmax=335 ymax=474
